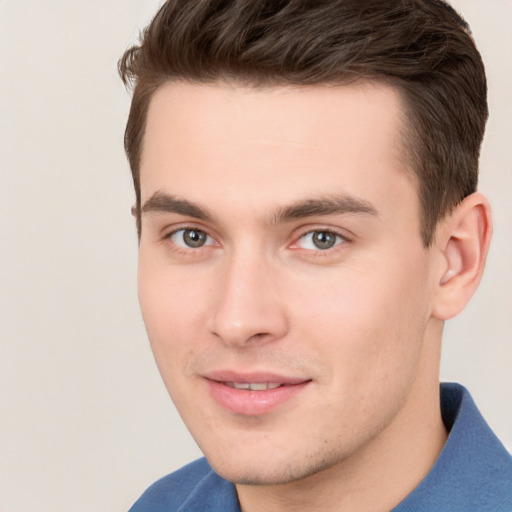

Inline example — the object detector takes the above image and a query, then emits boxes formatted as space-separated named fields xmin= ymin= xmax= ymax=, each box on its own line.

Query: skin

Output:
xmin=136 ymin=81 xmax=491 ymax=512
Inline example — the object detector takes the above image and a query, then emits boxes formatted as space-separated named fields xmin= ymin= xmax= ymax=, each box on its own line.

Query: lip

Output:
xmin=204 ymin=370 xmax=311 ymax=416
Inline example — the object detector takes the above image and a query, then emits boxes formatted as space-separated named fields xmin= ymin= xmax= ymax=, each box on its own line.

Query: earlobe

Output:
xmin=432 ymin=192 xmax=492 ymax=320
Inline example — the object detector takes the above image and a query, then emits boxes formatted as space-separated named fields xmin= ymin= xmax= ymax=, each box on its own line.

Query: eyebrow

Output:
xmin=269 ymin=195 xmax=378 ymax=224
xmin=141 ymin=192 xmax=214 ymax=221
xmin=141 ymin=191 xmax=378 ymax=225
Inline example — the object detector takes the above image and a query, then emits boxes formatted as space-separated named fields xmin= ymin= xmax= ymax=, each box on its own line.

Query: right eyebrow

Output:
xmin=141 ymin=191 xmax=214 ymax=222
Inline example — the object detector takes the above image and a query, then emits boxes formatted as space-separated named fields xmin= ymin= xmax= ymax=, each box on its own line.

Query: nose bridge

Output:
xmin=208 ymin=245 xmax=288 ymax=346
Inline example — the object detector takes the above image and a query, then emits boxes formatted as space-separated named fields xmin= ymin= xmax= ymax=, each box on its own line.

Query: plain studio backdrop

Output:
xmin=0 ymin=1 xmax=510 ymax=511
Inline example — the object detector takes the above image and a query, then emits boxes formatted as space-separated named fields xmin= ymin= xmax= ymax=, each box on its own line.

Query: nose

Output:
xmin=207 ymin=250 xmax=289 ymax=347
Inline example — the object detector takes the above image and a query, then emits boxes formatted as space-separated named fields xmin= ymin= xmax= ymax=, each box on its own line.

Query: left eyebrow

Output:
xmin=269 ymin=195 xmax=378 ymax=225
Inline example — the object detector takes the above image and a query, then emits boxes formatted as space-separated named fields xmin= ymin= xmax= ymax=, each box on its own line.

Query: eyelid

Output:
xmin=158 ymin=222 xmax=352 ymax=255
xmin=162 ymin=222 xmax=221 ymax=250
xmin=162 ymin=221 xmax=214 ymax=239
xmin=291 ymin=225 xmax=353 ymax=245
xmin=169 ymin=228 xmax=215 ymax=249
xmin=299 ymin=231 xmax=343 ymax=249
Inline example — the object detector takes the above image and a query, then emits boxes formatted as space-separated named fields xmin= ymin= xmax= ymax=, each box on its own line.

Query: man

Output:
xmin=119 ymin=0 xmax=512 ymax=510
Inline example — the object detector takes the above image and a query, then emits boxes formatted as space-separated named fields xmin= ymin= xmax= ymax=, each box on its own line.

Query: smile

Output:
xmin=205 ymin=373 xmax=311 ymax=416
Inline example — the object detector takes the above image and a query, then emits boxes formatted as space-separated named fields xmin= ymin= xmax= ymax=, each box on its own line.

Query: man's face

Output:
xmin=137 ymin=81 xmax=440 ymax=485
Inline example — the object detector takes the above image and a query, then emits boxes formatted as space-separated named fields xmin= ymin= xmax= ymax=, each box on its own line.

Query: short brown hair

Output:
xmin=119 ymin=0 xmax=488 ymax=245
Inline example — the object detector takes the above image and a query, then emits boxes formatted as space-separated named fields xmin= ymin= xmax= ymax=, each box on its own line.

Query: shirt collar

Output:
xmin=177 ymin=466 xmax=240 ymax=512
xmin=392 ymin=382 xmax=512 ymax=511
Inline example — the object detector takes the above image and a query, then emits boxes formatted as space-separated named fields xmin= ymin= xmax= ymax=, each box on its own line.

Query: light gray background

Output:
xmin=0 ymin=1 xmax=510 ymax=511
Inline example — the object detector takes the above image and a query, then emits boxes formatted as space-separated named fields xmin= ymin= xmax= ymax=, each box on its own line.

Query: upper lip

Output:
xmin=204 ymin=370 xmax=310 ymax=385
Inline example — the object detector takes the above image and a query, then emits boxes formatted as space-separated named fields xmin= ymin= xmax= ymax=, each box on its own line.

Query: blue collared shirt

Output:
xmin=129 ymin=383 xmax=512 ymax=511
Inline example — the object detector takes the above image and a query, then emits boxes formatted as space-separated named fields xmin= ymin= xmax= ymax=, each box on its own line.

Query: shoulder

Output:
xmin=128 ymin=458 xmax=217 ymax=512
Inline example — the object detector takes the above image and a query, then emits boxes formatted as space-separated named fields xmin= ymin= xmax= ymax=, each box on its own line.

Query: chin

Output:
xmin=204 ymin=446 xmax=345 ymax=486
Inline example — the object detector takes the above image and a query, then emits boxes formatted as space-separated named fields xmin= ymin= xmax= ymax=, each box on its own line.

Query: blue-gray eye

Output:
xmin=298 ymin=231 xmax=343 ymax=250
xmin=170 ymin=228 xmax=212 ymax=248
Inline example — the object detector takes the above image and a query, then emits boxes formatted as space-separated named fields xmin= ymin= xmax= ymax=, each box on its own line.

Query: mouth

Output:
xmin=224 ymin=382 xmax=282 ymax=391
xmin=204 ymin=372 xmax=311 ymax=416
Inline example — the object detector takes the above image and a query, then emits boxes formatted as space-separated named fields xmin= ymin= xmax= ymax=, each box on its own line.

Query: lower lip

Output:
xmin=206 ymin=380 xmax=310 ymax=416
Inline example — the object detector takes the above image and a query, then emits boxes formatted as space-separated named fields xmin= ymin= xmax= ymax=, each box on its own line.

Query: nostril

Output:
xmin=249 ymin=332 xmax=270 ymax=341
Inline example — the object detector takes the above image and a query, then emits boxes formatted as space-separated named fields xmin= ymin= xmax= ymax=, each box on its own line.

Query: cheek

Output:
xmin=289 ymin=253 xmax=430 ymax=380
xmin=137 ymin=256 xmax=209 ymax=375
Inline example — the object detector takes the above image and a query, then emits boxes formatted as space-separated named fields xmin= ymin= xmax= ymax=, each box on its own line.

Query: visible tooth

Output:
xmin=226 ymin=382 xmax=283 ymax=391
xmin=249 ymin=383 xmax=267 ymax=391
xmin=232 ymin=382 xmax=250 ymax=390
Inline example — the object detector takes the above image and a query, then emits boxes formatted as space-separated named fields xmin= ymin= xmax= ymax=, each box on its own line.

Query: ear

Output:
xmin=431 ymin=192 xmax=492 ymax=320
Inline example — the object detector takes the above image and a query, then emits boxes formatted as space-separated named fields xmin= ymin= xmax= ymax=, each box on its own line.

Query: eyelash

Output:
xmin=163 ymin=226 xmax=217 ymax=256
xmin=291 ymin=228 xmax=350 ymax=255
xmin=162 ymin=226 xmax=351 ymax=256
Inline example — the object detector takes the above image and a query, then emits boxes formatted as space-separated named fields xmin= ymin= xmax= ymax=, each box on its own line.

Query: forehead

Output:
xmin=140 ymin=81 xmax=415 ymax=218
